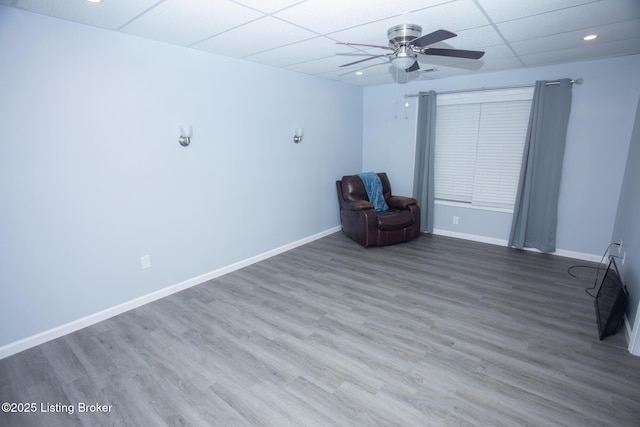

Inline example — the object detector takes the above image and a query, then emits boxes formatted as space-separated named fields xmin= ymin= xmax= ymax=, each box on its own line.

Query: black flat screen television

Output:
xmin=595 ymin=257 xmax=629 ymax=340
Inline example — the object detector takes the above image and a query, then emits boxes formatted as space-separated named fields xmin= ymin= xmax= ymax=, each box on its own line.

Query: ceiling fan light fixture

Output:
xmin=391 ymin=44 xmax=416 ymax=70
xmin=391 ymin=56 xmax=415 ymax=70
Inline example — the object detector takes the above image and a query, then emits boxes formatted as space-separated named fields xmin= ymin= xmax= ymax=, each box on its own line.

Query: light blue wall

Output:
xmin=612 ymin=97 xmax=640 ymax=338
xmin=0 ymin=7 xmax=363 ymax=348
xmin=363 ymin=55 xmax=640 ymax=258
xmin=2 ymin=4 xmax=639 ymax=353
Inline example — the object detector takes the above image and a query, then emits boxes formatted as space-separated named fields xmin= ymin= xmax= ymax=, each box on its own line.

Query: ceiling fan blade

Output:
xmin=411 ymin=29 xmax=457 ymax=47
xmin=336 ymin=42 xmax=393 ymax=51
xmin=339 ymin=54 xmax=388 ymax=67
xmin=405 ymin=61 xmax=420 ymax=72
xmin=421 ymin=47 xmax=485 ymax=60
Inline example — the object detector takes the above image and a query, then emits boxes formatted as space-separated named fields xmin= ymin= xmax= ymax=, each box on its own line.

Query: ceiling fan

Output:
xmin=338 ymin=24 xmax=485 ymax=72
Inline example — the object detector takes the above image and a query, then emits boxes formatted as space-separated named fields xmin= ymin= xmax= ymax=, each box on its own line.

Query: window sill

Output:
xmin=435 ymin=199 xmax=514 ymax=214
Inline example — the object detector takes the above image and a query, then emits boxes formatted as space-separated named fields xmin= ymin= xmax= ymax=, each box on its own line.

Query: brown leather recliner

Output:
xmin=336 ymin=173 xmax=420 ymax=247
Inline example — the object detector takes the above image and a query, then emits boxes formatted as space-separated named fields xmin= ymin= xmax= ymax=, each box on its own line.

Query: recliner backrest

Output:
xmin=340 ymin=173 xmax=392 ymax=203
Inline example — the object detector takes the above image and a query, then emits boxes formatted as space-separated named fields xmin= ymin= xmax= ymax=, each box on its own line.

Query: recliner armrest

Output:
xmin=342 ymin=200 xmax=374 ymax=211
xmin=387 ymin=196 xmax=417 ymax=209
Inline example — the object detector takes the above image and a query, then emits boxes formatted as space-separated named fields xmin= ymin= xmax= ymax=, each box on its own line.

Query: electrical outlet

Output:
xmin=610 ymin=240 xmax=623 ymax=257
xmin=453 ymin=215 xmax=459 ymax=225
xmin=140 ymin=255 xmax=151 ymax=269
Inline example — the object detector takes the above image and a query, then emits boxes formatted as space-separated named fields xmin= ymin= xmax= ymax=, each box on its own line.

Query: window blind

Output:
xmin=433 ymin=87 xmax=534 ymax=210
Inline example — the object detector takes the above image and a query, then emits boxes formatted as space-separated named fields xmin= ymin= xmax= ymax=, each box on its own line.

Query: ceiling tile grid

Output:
xmin=119 ymin=0 xmax=264 ymax=46
xmin=8 ymin=0 xmax=161 ymax=29
xmin=192 ymin=16 xmax=319 ymax=58
xmin=3 ymin=0 xmax=640 ymax=86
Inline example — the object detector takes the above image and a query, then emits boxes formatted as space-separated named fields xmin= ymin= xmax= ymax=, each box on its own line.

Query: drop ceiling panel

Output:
xmin=339 ymin=65 xmax=419 ymax=86
xmin=337 ymin=73 xmax=392 ymax=86
xmin=286 ymin=54 xmax=374 ymax=75
xmin=193 ymin=16 xmax=318 ymax=58
xmin=231 ymin=0 xmax=306 ymax=14
xmin=120 ymin=0 xmax=263 ymax=46
xmin=329 ymin=19 xmax=408 ymax=47
xmin=521 ymin=38 xmax=640 ymax=66
xmin=330 ymin=60 xmax=396 ymax=83
xmin=400 ymin=0 xmax=492 ymax=32
xmin=497 ymin=0 xmax=640 ymax=42
xmin=13 ymin=0 xmax=160 ymax=29
xmin=475 ymin=0 xmax=598 ymax=23
xmin=320 ymin=66 xmax=393 ymax=84
xmin=477 ymin=44 xmax=519 ymax=60
xmin=511 ymin=19 xmax=640 ymax=56
xmin=272 ymin=0 xmax=452 ymax=35
xmin=470 ymin=56 xmax=523 ymax=72
xmin=245 ymin=36 xmax=337 ymax=68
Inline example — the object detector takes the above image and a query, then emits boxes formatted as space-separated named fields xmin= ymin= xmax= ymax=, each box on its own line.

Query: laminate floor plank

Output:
xmin=2 ymin=232 xmax=640 ymax=426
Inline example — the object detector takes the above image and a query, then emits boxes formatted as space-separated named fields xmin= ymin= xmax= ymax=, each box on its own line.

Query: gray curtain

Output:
xmin=413 ymin=91 xmax=436 ymax=233
xmin=509 ymin=79 xmax=573 ymax=252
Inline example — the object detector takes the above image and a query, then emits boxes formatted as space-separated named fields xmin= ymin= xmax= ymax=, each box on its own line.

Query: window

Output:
xmin=433 ymin=87 xmax=534 ymax=211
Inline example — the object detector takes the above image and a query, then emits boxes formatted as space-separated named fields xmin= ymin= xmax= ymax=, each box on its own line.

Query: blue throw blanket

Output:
xmin=357 ymin=172 xmax=389 ymax=212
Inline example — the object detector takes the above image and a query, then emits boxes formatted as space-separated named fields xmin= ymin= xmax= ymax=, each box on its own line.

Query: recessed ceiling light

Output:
xmin=87 ymin=0 xmax=103 ymax=3
xmin=355 ymin=71 xmax=364 ymax=76
xmin=583 ymin=34 xmax=598 ymax=41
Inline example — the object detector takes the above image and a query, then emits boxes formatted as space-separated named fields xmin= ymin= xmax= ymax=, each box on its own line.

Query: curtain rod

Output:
xmin=404 ymin=78 xmax=583 ymax=98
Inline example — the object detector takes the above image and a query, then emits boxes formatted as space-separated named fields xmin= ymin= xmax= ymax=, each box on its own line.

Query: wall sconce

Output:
xmin=179 ymin=124 xmax=192 ymax=147
xmin=293 ymin=128 xmax=304 ymax=144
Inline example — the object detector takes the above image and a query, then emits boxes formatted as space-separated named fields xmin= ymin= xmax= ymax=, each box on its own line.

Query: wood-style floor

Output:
xmin=1 ymin=232 xmax=639 ymax=426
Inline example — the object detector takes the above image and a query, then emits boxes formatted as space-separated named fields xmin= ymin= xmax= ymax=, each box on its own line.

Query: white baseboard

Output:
xmin=0 ymin=227 xmax=341 ymax=360
xmin=432 ymin=229 xmax=508 ymax=247
xmin=432 ymin=229 xmax=603 ymax=263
